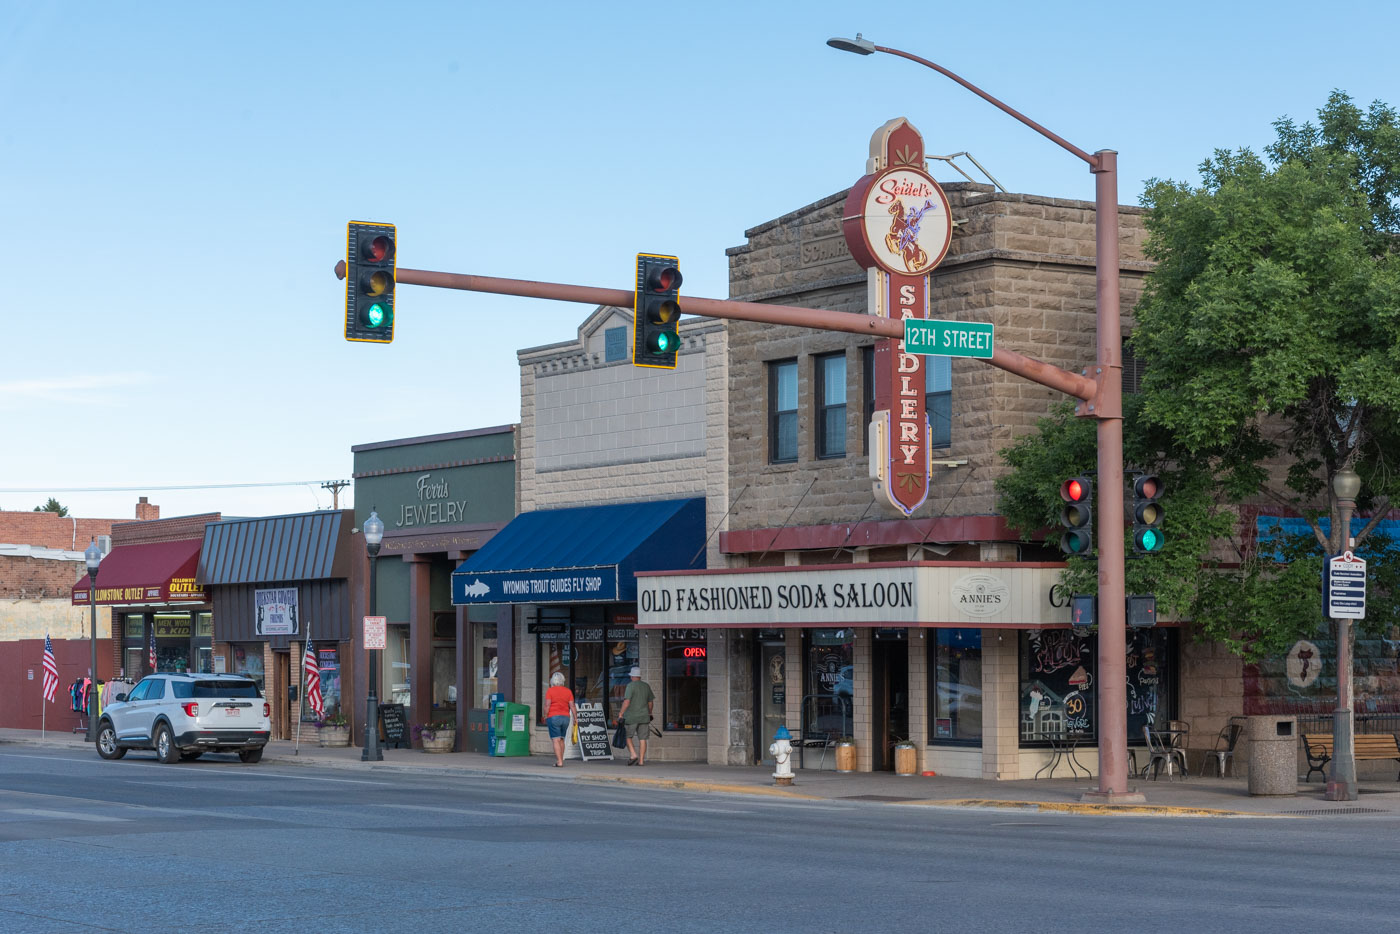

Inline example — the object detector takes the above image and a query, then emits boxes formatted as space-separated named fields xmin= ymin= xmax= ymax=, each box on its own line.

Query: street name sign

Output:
xmin=904 ymin=318 xmax=994 ymax=358
xmin=1324 ymin=551 xmax=1366 ymax=619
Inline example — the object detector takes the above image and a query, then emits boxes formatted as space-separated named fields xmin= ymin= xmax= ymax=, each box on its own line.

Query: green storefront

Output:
xmin=351 ymin=425 xmax=517 ymax=748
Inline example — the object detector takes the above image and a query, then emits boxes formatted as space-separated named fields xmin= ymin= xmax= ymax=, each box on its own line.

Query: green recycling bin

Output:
xmin=491 ymin=702 xmax=531 ymax=757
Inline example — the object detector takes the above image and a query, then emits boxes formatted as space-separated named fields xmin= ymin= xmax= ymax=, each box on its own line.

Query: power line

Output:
xmin=0 ymin=480 xmax=334 ymax=494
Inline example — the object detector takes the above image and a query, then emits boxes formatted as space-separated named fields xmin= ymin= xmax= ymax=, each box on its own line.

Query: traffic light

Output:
xmin=345 ymin=221 xmax=396 ymax=343
xmin=1127 ymin=593 xmax=1157 ymax=628
xmin=1058 ymin=476 xmax=1094 ymax=556
xmin=633 ymin=253 xmax=682 ymax=368
xmin=1131 ymin=473 xmax=1165 ymax=554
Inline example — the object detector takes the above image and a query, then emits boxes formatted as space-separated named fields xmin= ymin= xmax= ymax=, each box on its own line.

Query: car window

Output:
xmin=125 ymin=680 xmax=151 ymax=702
xmin=172 ymin=680 xmax=261 ymax=699
xmin=145 ymin=679 xmax=165 ymax=700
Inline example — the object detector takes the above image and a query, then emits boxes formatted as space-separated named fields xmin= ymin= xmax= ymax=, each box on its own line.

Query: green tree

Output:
xmin=32 ymin=497 xmax=68 ymax=517
xmin=997 ymin=92 xmax=1400 ymax=660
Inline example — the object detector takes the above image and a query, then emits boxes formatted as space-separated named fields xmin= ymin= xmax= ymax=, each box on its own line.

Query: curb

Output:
xmin=902 ymin=798 xmax=1276 ymax=817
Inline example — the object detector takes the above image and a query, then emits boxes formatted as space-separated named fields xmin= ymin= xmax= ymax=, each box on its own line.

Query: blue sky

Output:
xmin=4 ymin=1 xmax=1398 ymax=523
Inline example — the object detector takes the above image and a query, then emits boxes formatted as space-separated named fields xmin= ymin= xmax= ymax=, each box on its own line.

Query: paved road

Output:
xmin=1 ymin=746 xmax=1397 ymax=932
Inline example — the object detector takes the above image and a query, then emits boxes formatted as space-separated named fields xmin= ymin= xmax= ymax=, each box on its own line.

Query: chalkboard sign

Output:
xmin=574 ymin=702 xmax=613 ymax=761
xmin=378 ymin=703 xmax=410 ymax=749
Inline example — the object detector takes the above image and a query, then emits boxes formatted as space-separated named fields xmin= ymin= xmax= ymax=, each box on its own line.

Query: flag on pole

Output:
xmin=303 ymin=639 xmax=324 ymax=720
xmin=42 ymin=635 xmax=59 ymax=703
xmin=148 ymin=626 xmax=157 ymax=672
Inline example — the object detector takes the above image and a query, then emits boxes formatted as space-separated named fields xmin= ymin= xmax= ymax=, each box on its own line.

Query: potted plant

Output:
xmin=893 ymin=737 xmax=918 ymax=776
xmin=413 ymin=721 xmax=457 ymax=753
xmin=834 ymin=736 xmax=857 ymax=773
xmin=316 ymin=713 xmax=350 ymax=747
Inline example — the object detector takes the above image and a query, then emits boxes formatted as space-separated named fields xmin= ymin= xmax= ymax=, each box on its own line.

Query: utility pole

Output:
xmin=321 ymin=480 xmax=350 ymax=510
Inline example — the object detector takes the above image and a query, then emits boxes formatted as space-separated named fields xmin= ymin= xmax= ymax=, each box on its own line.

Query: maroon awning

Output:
xmin=72 ymin=539 xmax=205 ymax=606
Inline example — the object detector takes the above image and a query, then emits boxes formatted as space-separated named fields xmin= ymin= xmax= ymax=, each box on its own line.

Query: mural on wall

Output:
xmin=1245 ymin=628 xmax=1400 ymax=716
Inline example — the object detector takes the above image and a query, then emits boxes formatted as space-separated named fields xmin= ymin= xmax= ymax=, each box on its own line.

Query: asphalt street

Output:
xmin=1 ymin=746 xmax=1397 ymax=933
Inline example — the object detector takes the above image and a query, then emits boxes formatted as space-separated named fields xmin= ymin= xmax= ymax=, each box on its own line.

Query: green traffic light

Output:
xmin=656 ymin=332 xmax=671 ymax=352
xmin=366 ymin=303 xmax=386 ymax=328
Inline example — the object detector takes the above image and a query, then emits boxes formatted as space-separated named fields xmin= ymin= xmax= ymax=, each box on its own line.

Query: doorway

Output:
xmin=754 ymin=637 xmax=787 ymax=764
xmin=871 ymin=635 xmax=908 ymax=771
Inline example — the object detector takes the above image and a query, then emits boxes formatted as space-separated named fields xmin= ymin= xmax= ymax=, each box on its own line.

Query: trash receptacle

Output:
xmin=1247 ymin=715 xmax=1297 ymax=795
xmin=492 ymin=702 xmax=531 ymax=757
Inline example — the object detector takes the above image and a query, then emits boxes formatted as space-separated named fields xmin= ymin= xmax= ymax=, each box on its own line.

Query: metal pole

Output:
xmin=87 ymin=570 xmax=98 ymax=743
xmin=362 ymin=549 xmax=383 ymax=761
xmin=1326 ymin=493 xmax=1357 ymax=801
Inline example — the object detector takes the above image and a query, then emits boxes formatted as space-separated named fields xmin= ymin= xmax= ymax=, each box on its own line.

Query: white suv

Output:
xmin=96 ymin=673 xmax=272 ymax=764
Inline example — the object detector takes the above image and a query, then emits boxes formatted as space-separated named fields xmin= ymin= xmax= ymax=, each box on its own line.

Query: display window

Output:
xmin=663 ymin=631 xmax=707 ymax=731
xmin=1018 ymin=628 xmax=1177 ymax=746
xmin=472 ymin=622 xmax=498 ymax=709
xmin=231 ymin=643 xmax=266 ymax=693
xmin=929 ymin=628 xmax=982 ymax=745
xmin=534 ymin=607 xmax=637 ymax=725
xmin=804 ymin=629 xmax=854 ymax=738
xmin=301 ymin=645 xmax=343 ymax=722
xmin=386 ymin=624 xmax=411 ymax=707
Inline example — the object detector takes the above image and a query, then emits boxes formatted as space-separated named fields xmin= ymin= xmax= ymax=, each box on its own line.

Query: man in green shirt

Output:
xmin=617 ymin=666 xmax=655 ymax=766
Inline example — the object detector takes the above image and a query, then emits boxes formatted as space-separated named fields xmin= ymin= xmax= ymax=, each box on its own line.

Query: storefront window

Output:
xmin=1019 ymin=628 xmax=1177 ymax=746
xmin=122 ymin=613 xmax=145 ymax=679
xmin=805 ymin=629 xmax=854 ymax=737
xmin=194 ymin=612 xmax=213 ymax=673
xmin=535 ymin=610 xmax=637 ymax=725
xmin=472 ymin=622 xmax=498 ymax=709
xmin=387 ymin=624 xmax=411 ymax=707
xmin=231 ymin=643 xmax=266 ymax=693
xmin=663 ymin=632 xmax=707 ymax=731
xmin=154 ymin=612 xmax=192 ymax=673
xmin=930 ymin=629 xmax=981 ymax=745
xmin=301 ymin=645 xmax=342 ymax=722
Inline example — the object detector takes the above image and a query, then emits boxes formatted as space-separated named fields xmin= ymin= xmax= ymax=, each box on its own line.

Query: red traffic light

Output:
xmin=646 ymin=264 xmax=682 ymax=292
xmin=361 ymin=235 xmax=394 ymax=263
xmin=1060 ymin=478 xmax=1088 ymax=503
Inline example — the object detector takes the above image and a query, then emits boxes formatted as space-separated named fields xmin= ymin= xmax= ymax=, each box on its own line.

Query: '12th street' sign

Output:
xmin=904 ymin=318 xmax=994 ymax=358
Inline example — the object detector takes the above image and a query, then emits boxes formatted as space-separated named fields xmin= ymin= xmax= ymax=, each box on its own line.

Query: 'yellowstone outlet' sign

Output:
xmin=842 ymin=118 xmax=954 ymax=516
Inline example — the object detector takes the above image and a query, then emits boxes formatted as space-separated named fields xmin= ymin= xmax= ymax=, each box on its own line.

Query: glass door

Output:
xmin=756 ymin=640 xmax=787 ymax=764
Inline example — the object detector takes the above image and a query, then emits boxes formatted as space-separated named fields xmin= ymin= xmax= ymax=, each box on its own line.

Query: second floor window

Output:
xmin=770 ymin=359 xmax=798 ymax=463
xmin=816 ymin=352 xmax=846 ymax=458
xmin=926 ymin=354 xmax=951 ymax=448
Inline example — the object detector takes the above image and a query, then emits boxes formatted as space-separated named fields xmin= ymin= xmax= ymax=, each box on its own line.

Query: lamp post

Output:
xmin=1325 ymin=467 xmax=1361 ymax=801
xmin=83 ymin=538 xmax=102 ymax=743
xmin=828 ymin=35 xmax=1137 ymax=801
xmin=362 ymin=509 xmax=384 ymax=761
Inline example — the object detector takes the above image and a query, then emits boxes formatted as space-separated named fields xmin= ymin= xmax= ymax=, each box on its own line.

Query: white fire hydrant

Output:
xmin=770 ymin=725 xmax=794 ymax=786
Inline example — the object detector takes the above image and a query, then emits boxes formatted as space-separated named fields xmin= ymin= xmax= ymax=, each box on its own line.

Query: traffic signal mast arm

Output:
xmin=333 ymin=261 xmax=1097 ymax=401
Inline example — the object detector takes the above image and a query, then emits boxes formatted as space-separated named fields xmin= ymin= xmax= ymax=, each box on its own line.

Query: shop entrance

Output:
xmin=872 ymin=634 xmax=908 ymax=771
xmin=754 ymin=635 xmax=787 ymax=764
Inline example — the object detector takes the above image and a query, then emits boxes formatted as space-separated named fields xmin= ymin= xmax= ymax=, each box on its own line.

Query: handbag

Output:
xmin=612 ymin=722 xmax=628 ymax=749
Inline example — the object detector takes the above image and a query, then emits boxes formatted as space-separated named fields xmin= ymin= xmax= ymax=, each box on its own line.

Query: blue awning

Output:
xmin=451 ymin=498 xmax=705 ymax=605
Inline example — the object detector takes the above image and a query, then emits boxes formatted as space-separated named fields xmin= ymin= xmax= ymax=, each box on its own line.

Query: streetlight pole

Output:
xmin=1325 ymin=468 xmax=1361 ymax=801
xmin=84 ymin=538 xmax=102 ymax=743
xmin=362 ymin=509 xmax=384 ymax=762
xmin=828 ymin=35 xmax=1137 ymax=801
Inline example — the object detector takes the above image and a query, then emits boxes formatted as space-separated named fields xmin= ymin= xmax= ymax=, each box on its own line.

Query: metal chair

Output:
xmin=1167 ymin=719 xmax=1191 ymax=776
xmin=1144 ymin=725 xmax=1187 ymax=780
xmin=1201 ymin=717 xmax=1245 ymax=777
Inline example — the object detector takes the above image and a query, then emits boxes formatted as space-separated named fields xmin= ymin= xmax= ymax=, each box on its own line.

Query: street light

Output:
xmin=84 ymin=538 xmax=102 ymax=743
xmin=1326 ymin=467 xmax=1361 ymax=801
xmin=828 ymin=36 xmax=1137 ymax=801
xmin=362 ymin=508 xmax=384 ymax=762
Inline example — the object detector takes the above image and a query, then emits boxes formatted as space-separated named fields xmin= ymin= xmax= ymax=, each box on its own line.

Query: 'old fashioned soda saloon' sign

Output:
xmin=842 ymin=118 xmax=953 ymax=515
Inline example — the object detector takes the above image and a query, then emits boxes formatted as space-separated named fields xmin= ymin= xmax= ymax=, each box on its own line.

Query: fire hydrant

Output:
xmin=770 ymin=725 xmax=794 ymax=786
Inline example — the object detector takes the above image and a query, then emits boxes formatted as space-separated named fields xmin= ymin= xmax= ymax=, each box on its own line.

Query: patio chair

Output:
xmin=1144 ymin=725 xmax=1187 ymax=780
xmin=1202 ymin=717 xmax=1245 ymax=778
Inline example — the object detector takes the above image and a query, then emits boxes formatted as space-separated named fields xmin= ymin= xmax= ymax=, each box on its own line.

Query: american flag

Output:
xmin=148 ymin=626 xmax=157 ymax=672
xmin=41 ymin=635 xmax=59 ymax=703
xmin=303 ymin=639 xmax=324 ymax=719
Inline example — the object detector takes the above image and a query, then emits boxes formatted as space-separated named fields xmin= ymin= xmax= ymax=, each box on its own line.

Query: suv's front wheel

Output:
xmin=154 ymin=724 xmax=180 ymax=764
xmin=95 ymin=721 xmax=126 ymax=760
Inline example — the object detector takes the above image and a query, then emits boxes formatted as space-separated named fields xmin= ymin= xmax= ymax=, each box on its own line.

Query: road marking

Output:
xmin=5 ymin=808 xmax=128 ymax=823
xmin=378 ymin=804 xmax=510 ymax=817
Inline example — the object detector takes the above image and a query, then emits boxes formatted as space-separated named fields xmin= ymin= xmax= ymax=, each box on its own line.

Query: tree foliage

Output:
xmin=997 ymin=92 xmax=1400 ymax=660
xmin=32 ymin=497 xmax=68 ymax=517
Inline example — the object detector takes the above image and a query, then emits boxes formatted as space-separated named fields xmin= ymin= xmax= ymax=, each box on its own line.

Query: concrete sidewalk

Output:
xmin=4 ymin=728 xmax=1398 ymax=818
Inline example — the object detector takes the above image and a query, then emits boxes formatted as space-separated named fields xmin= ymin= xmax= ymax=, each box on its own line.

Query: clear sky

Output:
xmin=5 ymin=0 xmax=1398 ymax=525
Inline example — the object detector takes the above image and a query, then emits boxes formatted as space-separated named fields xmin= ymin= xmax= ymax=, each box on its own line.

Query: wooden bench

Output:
xmin=1302 ymin=732 xmax=1400 ymax=782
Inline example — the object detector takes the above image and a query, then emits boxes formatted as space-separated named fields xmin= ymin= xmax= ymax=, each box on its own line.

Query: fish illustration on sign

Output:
xmin=462 ymin=579 xmax=490 ymax=597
